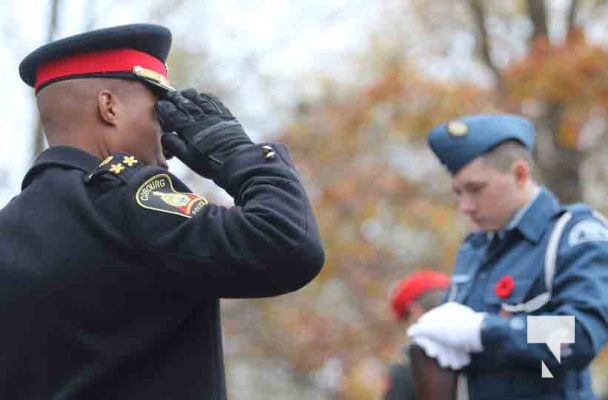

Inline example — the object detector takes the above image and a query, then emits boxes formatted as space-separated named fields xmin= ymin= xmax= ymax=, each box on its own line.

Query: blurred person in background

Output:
xmin=383 ymin=269 xmax=450 ymax=400
xmin=408 ymin=114 xmax=608 ymax=399
xmin=2 ymin=23 xmax=324 ymax=399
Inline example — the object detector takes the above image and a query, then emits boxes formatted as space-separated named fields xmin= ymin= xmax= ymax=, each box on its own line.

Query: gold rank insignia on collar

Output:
xmin=85 ymin=153 xmax=141 ymax=183
xmin=98 ymin=156 xmax=114 ymax=167
xmin=122 ymin=155 xmax=138 ymax=167
xmin=109 ymin=163 xmax=125 ymax=174
xmin=447 ymin=120 xmax=469 ymax=137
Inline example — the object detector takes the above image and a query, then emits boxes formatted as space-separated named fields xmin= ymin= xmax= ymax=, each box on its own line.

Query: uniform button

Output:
xmin=262 ymin=145 xmax=276 ymax=160
xmin=510 ymin=317 xmax=525 ymax=331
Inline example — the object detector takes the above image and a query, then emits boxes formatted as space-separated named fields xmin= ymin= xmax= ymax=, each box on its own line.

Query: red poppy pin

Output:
xmin=495 ymin=275 xmax=515 ymax=299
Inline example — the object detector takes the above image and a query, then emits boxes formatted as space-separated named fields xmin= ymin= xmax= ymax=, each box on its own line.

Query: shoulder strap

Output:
xmin=543 ymin=211 xmax=573 ymax=294
xmin=593 ymin=210 xmax=608 ymax=225
xmin=500 ymin=211 xmax=572 ymax=314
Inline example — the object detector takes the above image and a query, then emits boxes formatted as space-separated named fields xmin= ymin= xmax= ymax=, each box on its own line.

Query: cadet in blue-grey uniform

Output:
xmin=407 ymin=114 xmax=608 ymax=399
xmin=3 ymin=24 xmax=324 ymax=399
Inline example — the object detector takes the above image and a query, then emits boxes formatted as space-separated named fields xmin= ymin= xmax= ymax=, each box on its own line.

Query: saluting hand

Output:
xmin=155 ymin=89 xmax=253 ymax=180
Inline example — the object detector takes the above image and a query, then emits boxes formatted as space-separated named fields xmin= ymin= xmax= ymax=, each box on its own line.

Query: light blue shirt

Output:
xmin=489 ymin=187 xmax=541 ymax=241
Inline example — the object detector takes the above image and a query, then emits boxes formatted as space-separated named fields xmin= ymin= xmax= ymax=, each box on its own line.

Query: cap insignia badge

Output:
xmin=447 ymin=120 xmax=468 ymax=137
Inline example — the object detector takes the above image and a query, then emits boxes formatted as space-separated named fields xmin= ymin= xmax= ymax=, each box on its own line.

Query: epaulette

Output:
xmin=562 ymin=202 xmax=593 ymax=215
xmin=84 ymin=153 xmax=142 ymax=184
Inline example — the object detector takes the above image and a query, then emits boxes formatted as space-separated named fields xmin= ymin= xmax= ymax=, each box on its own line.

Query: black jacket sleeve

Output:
xmin=105 ymin=143 xmax=324 ymax=298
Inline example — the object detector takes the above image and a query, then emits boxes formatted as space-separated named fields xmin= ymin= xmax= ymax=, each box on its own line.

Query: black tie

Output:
xmin=486 ymin=233 xmax=502 ymax=256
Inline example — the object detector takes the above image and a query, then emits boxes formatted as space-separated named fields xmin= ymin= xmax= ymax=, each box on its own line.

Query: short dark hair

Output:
xmin=481 ymin=140 xmax=535 ymax=173
xmin=414 ymin=288 xmax=447 ymax=313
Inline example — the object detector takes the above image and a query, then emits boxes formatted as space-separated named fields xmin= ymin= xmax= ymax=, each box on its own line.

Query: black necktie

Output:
xmin=486 ymin=233 xmax=502 ymax=256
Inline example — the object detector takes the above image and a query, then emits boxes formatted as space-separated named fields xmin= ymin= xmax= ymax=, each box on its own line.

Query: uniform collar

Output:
xmin=486 ymin=188 xmax=540 ymax=242
xmin=508 ymin=187 xmax=561 ymax=242
xmin=504 ymin=187 xmax=541 ymax=231
xmin=22 ymin=146 xmax=101 ymax=189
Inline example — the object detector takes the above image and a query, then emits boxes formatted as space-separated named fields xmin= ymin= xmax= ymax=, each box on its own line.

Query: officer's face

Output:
xmin=118 ymin=82 xmax=167 ymax=168
xmin=452 ymin=157 xmax=521 ymax=231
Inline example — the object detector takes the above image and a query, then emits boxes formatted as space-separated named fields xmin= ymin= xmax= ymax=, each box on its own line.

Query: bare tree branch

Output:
xmin=566 ymin=0 xmax=580 ymax=31
xmin=33 ymin=0 xmax=62 ymax=159
xmin=526 ymin=0 xmax=548 ymax=43
xmin=591 ymin=0 xmax=608 ymax=10
xmin=466 ymin=0 xmax=504 ymax=92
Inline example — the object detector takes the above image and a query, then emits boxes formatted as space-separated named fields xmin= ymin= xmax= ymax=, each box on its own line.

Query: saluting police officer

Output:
xmin=408 ymin=114 xmax=608 ymax=399
xmin=2 ymin=24 xmax=324 ymax=399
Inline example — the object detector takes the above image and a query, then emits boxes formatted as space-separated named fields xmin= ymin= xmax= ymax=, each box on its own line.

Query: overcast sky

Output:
xmin=0 ymin=0 xmax=383 ymax=206
xmin=2 ymin=0 xmax=601 ymax=207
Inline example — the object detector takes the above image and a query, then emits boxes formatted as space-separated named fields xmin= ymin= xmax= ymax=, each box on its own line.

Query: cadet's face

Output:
xmin=119 ymin=83 xmax=167 ymax=168
xmin=451 ymin=157 xmax=520 ymax=231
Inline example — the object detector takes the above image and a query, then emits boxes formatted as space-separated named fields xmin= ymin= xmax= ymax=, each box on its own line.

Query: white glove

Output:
xmin=408 ymin=302 xmax=486 ymax=353
xmin=411 ymin=335 xmax=471 ymax=370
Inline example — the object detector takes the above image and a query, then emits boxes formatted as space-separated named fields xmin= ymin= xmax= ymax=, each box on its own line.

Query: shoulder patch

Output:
xmin=135 ymin=174 xmax=207 ymax=218
xmin=567 ymin=219 xmax=608 ymax=246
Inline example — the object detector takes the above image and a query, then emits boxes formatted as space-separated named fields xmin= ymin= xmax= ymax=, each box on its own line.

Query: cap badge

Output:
xmin=132 ymin=65 xmax=174 ymax=91
xmin=447 ymin=120 xmax=468 ymax=137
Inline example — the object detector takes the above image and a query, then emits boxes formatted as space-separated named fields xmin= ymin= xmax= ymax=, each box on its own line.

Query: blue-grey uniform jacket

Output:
xmin=450 ymin=188 xmax=608 ymax=399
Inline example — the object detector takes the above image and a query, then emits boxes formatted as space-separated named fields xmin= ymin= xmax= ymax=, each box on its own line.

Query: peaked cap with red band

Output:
xmin=19 ymin=23 xmax=173 ymax=94
xmin=390 ymin=269 xmax=450 ymax=320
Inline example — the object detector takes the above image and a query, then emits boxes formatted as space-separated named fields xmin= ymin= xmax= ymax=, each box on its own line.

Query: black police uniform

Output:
xmin=5 ymin=23 xmax=325 ymax=399
xmin=0 ymin=143 xmax=323 ymax=399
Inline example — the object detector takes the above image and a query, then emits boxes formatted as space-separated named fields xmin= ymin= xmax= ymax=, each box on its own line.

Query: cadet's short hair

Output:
xmin=481 ymin=140 xmax=535 ymax=174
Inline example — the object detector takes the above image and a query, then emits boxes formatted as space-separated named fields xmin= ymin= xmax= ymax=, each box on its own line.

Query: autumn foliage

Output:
xmin=223 ymin=65 xmax=501 ymax=398
xmin=222 ymin=7 xmax=608 ymax=399
xmin=504 ymin=28 xmax=608 ymax=149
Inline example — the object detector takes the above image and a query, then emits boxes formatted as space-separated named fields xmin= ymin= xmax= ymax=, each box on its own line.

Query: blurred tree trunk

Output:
xmin=468 ymin=0 xmax=585 ymax=203
xmin=467 ymin=0 xmax=504 ymax=93
xmin=535 ymin=102 xmax=583 ymax=203
xmin=526 ymin=0 xmax=549 ymax=41
xmin=524 ymin=0 xmax=581 ymax=203
xmin=32 ymin=0 xmax=62 ymax=160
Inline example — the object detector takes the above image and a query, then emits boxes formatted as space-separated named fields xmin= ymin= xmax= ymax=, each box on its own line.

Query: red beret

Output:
xmin=19 ymin=23 xmax=173 ymax=94
xmin=390 ymin=269 xmax=450 ymax=320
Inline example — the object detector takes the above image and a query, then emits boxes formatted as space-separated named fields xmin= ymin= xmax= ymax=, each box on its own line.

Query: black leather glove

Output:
xmin=155 ymin=88 xmax=253 ymax=180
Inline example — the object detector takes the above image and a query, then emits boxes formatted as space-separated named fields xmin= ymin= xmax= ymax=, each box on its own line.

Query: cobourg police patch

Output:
xmin=136 ymin=174 xmax=207 ymax=218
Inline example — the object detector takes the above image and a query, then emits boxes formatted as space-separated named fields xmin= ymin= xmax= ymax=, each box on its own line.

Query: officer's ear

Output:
xmin=97 ymin=90 xmax=121 ymax=126
xmin=512 ymin=160 xmax=530 ymax=187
